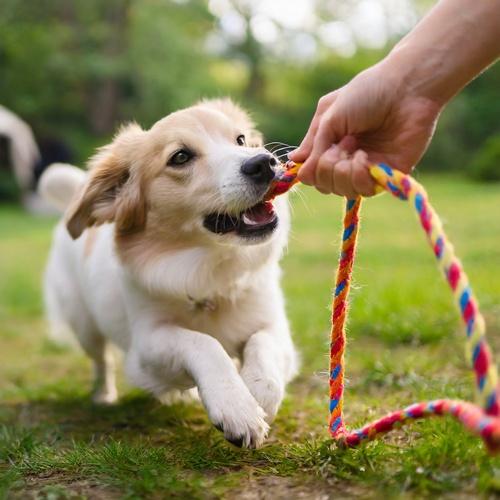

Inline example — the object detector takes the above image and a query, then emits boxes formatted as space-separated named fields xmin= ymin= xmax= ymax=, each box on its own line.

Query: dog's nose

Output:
xmin=240 ymin=154 xmax=277 ymax=184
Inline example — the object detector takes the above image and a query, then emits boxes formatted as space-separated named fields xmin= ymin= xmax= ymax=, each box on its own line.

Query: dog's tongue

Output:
xmin=242 ymin=201 xmax=274 ymax=226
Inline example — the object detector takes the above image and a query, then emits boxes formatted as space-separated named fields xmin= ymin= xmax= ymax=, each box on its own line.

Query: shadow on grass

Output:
xmin=1 ymin=392 xmax=251 ymax=497
xmin=3 ymin=384 xmax=500 ymax=498
xmin=1 ymin=391 xmax=208 ymax=442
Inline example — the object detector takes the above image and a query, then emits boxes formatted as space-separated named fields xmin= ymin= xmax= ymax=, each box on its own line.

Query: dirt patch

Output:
xmin=226 ymin=475 xmax=367 ymax=500
xmin=9 ymin=473 xmax=121 ymax=499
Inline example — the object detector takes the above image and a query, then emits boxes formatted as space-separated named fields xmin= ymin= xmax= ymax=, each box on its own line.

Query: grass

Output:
xmin=2 ymin=174 xmax=500 ymax=498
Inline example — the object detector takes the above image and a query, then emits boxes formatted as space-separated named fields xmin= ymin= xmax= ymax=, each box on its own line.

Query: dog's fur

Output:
xmin=40 ymin=99 xmax=298 ymax=448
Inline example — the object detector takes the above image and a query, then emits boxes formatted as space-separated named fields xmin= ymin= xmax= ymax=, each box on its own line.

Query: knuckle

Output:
xmin=317 ymin=96 xmax=328 ymax=109
xmin=318 ymin=113 xmax=329 ymax=130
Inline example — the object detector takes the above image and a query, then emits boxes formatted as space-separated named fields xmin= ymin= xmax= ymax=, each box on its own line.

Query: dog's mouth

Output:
xmin=203 ymin=201 xmax=278 ymax=238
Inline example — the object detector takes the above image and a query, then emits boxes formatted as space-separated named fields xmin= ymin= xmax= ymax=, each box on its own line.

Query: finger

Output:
xmin=290 ymin=92 xmax=338 ymax=162
xmin=314 ymin=146 xmax=342 ymax=194
xmin=351 ymin=150 xmax=376 ymax=197
xmin=298 ymin=110 xmax=340 ymax=185
xmin=333 ymin=159 xmax=357 ymax=199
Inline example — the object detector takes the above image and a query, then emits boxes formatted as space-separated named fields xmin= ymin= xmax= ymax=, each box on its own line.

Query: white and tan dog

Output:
xmin=39 ymin=99 xmax=298 ymax=448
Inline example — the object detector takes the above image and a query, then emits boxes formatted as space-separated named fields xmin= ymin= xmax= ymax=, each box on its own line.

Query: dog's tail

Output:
xmin=38 ymin=163 xmax=86 ymax=212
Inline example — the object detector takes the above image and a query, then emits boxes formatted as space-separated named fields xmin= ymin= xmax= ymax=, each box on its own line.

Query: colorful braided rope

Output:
xmin=266 ymin=160 xmax=500 ymax=453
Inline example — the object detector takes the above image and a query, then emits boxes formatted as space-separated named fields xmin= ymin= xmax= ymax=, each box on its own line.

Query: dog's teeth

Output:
xmin=242 ymin=214 xmax=260 ymax=226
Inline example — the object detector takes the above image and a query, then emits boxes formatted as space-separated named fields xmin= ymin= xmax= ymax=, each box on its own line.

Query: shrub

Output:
xmin=469 ymin=134 xmax=500 ymax=181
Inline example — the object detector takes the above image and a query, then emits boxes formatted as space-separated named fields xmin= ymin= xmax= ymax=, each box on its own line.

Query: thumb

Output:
xmin=337 ymin=135 xmax=357 ymax=155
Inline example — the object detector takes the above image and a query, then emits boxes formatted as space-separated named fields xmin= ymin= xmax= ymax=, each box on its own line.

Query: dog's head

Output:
xmin=66 ymin=99 xmax=288 ymax=249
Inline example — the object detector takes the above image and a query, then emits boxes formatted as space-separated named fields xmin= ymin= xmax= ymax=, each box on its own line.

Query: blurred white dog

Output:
xmin=39 ymin=99 xmax=298 ymax=448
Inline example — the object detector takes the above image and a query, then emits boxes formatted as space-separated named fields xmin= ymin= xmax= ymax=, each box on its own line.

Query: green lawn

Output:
xmin=2 ymin=174 xmax=500 ymax=498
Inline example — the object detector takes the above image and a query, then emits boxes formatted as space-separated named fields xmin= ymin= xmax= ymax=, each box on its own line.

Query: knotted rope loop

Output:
xmin=266 ymin=160 xmax=500 ymax=453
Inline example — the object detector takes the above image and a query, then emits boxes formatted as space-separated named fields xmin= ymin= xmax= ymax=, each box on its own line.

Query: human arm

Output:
xmin=289 ymin=0 xmax=500 ymax=197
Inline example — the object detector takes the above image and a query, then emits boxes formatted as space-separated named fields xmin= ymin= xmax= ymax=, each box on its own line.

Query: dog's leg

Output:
xmin=240 ymin=330 xmax=298 ymax=423
xmin=79 ymin=334 xmax=118 ymax=405
xmin=125 ymin=326 xmax=269 ymax=448
xmin=92 ymin=341 xmax=118 ymax=405
xmin=46 ymin=269 xmax=118 ymax=405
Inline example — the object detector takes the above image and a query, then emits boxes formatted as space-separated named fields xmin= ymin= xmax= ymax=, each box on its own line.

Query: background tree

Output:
xmin=0 ymin=0 xmax=497 ymax=177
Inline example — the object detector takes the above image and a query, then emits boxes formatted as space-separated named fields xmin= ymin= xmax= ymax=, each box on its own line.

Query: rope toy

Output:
xmin=266 ymin=160 xmax=500 ymax=453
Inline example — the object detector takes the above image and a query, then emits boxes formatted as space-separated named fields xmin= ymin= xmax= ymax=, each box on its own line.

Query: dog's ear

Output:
xmin=199 ymin=98 xmax=263 ymax=147
xmin=66 ymin=124 xmax=147 ymax=239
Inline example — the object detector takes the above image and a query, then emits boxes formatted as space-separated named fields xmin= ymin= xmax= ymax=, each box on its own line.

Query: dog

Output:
xmin=39 ymin=99 xmax=298 ymax=448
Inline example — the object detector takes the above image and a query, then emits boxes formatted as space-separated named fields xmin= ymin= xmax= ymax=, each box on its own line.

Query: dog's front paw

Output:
xmin=203 ymin=385 xmax=269 ymax=448
xmin=241 ymin=371 xmax=284 ymax=423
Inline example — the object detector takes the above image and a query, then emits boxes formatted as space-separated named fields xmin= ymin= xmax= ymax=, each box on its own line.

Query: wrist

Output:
xmin=381 ymin=44 xmax=450 ymax=108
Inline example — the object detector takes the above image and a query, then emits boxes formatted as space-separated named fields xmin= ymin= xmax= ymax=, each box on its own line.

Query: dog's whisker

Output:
xmin=276 ymin=155 xmax=294 ymax=165
xmin=266 ymin=143 xmax=297 ymax=156
xmin=270 ymin=144 xmax=297 ymax=152
xmin=276 ymin=151 xmax=294 ymax=161
xmin=278 ymin=147 xmax=296 ymax=155
xmin=271 ymin=141 xmax=297 ymax=148
xmin=214 ymin=208 xmax=222 ymax=233
xmin=228 ymin=212 xmax=238 ymax=226
xmin=270 ymin=149 xmax=295 ymax=158
xmin=272 ymin=146 xmax=297 ymax=159
xmin=264 ymin=141 xmax=294 ymax=149
xmin=287 ymin=196 xmax=296 ymax=218
xmin=293 ymin=186 xmax=313 ymax=216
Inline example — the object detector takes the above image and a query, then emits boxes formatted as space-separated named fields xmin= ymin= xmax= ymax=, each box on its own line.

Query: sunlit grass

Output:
xmin=2 ymin=174 xmax=500 ymax=498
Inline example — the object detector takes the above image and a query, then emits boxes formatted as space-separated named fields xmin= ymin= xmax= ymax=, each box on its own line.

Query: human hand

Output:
xmin=289 ymin=61 xmax=443 ymax=198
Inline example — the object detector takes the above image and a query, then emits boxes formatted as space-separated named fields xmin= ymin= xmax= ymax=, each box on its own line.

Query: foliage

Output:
xmin=468 ymin=134 xmax=500 ymax=182
xmin=0 ymin=169 xmax=20 ymax=202
xmin=0 ymin=0 xmax=218 ymax=160
xmin=421 ymin=63 xmax=500 ymax=174
xmin=0 ymin=0 xmax=498 ymax=172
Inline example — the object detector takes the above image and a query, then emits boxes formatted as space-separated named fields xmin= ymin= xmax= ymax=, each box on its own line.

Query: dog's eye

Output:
xmin=236 ymin=135 xmax=246 ymax=146
xmin=168 ymin=149 xmax=193 ymax=166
